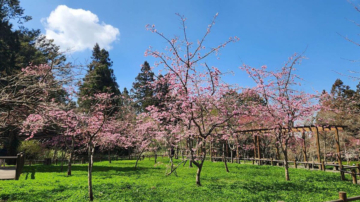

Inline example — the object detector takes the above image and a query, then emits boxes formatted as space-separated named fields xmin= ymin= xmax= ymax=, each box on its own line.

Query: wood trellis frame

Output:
xmin=234 ymin=125 xmax=346 ymax=173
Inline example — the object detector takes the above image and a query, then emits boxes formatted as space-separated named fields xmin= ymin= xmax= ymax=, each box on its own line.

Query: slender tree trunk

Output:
xmin=88 ymin=144 xmax=95 ymax=201
xmin=188 ymin=138 xmax=193 ymax=168
xmin=275 ymin=144 xmax=280 ymax=160
xmin=210 ymin=141 xmax=212 ymax=162
xmin=135 ymin=149 xmax=145 ymax=168
xmin=315 ymin=127 xmax=321 ymax=165
xmin=236 ymin=142 xmax=239 ymax=164
xmin=52 ymin=147 xmax=58 ymax=162
xmin=223 ymin=142 xmax=229 ymax=172
xmin=323 ymin=132 xmax=326 ymax=163
xmin=60 ymin=150 xmax=64 ymax=172
xmin=302 ymin=132 xmax=308 ymax=168
xmin=283 ymin=148 xmax=290 ymax=181
xmin=257 ymin=136 xmax=261 ymax=165
xmin=254 ymin=134 xmax=257 ymax=161
xmin=154 ymin=151 xmax=157 ymax=164
xmin=67 ymin=138 xmax=75 ymax=176
xmin=175 ymin=147 xmax=179 ymax=159
xmin=196 ymin=163 xmax=203 ymax=185
xmin=194 ymin=141 xmax=207 ymax=186
xmin=67 ymin=151 xmax=73 ymax=176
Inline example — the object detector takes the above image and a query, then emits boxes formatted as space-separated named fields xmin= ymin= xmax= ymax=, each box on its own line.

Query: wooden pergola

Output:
xmin=234 ymin=125 xmax=346 ymax=178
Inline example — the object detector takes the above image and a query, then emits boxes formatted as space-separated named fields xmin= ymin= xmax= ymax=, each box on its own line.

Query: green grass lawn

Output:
xmin=0 ymin=158 xmax=359 ymax=201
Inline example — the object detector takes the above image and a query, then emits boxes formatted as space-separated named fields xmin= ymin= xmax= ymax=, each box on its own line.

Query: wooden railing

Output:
xmin=0 ymin=153 xmax=25 ymax=180
xmin=216 ymin=157 xmax=360 ymax=185
xmin=328 ymin=192 xmax=360 ymax=202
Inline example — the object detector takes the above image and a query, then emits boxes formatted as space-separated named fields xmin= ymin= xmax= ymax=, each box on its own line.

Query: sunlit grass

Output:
xmin=0 ymin=158 xmax=358 ymax=201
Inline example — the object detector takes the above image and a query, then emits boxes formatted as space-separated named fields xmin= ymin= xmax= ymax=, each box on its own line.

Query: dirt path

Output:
xmin=0 ymin=167 xmax=16 ymax=180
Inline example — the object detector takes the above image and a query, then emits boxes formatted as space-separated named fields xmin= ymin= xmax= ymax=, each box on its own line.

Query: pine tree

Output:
xmin=131 ymin=61 xmax=155 ymax=113
xmin=78 ymin=43 xmax=120 ymax=111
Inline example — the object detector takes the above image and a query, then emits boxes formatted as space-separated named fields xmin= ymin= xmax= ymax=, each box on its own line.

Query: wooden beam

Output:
xmin=315 ymin=127 xmax=322 ymax=165
xmin=335 ymin=127 xmax=345 ymax=180
xmin=257 ymin=135 xmax=261 ymax=159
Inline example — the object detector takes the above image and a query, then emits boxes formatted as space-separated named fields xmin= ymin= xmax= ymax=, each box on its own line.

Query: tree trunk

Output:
xmin=275 ymin=144 xmax=280 ymax=160
xmin=60 ymin=150 xmax=65 ymax=172
xmin=254 ymin=134 xmax=257 ymax=160
xmin=335 ymin=127 xmax=345 ymax=180
xmin=88 ymin=145 xmax=95 ymax=201
xmin=108 ymin=150 xmax=111 ymax=163
xmin=302 ymin=131 xmax=308 ymax=168
xmin=175 ymin=147 xmax=179 ymax=159
xmin=315 ymin=127 xmax=321 ymax=165
xmin=196 ymin=164 xmax=203 ymax=186
xmin=236 ymin=142 xmax=239 ymax=164
xmin=194 ymin=141 xmax=207 ymax=186
xmin=135 ymin=150 xmax=145 ymax=168
xmin=323 ymin=132 xmax=326 ymax=163
xmin=284 ymin=149 xmax=290 ymax=181
xmin=210 ymin=141 xmax=213 ymax=162
xmin=67 ymin=138 xmax=75 ymax=176
xmin=67 ymin=151 xmax=73 ymax=176
xmin=52 ymin=148 xmax=58 ymax=162
xmin=223 ymin=142 xmax=229 ymax=172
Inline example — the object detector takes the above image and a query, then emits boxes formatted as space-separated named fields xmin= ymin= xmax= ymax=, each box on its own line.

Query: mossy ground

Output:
xmin=0 ymin=158 xmax=358 ymax=201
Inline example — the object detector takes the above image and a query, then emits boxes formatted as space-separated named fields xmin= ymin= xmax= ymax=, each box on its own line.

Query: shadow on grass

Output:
xmin=22 ymin=164 xmax=160 ymax=178
xmin=24 ymin=169 xmax=36 ymax=180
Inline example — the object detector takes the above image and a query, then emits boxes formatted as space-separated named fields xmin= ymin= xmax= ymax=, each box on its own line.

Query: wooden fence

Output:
xmin=328 ymin=192 xmax=360 ymax=202
xmin=216 ymin=157 xmax=360 ymax=185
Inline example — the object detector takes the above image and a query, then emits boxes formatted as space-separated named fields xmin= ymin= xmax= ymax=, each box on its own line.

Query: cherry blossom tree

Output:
xmin=145 ymin=13 xmax=241 ymax=185
xmin=241 ymin=54 xmax=320 ymax=181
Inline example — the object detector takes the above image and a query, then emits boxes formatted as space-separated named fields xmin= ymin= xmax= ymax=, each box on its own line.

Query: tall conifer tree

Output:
xmin=78 ymin=43 xmax=120 ymax=111
xmin=131 ymin=61 xmax=155 ymax=113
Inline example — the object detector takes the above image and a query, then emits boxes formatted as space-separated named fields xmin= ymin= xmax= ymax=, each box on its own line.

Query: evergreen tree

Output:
xmin=131 ymin=61 xmax=155 ymax=113
xmin=331 ymin=79 xmax=355 ymax=98
xmin=0 ymin=0 xmax=68 ymax=161
xmin=78 ymin=43 xmax=120 ymax=111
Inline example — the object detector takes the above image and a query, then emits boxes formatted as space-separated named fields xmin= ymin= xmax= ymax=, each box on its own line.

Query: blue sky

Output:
xmin=20 ymin=0 xmax=360 ymax=94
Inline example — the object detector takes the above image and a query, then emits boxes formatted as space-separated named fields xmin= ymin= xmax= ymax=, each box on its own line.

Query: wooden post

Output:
xmin=339 ymin=191 xmax=347 ymax=202
xmin=15 ymin=153 xmax=24 ymax=180
xmin=253 ymin=133 xmax=257 ymax=163
xmin=271 ymin=158 xmax=273 ymax=166
xmin=312 ymin=161 xmax=314 ymax=170
xmin=322 ymin=161 xmax=325 ymax=171
xmin=351 ymin=169 xmax=357 ymax=185
xmin=315 ymin=127 xmax=322 ymax=169
xmin=294 ymin=160 xmax=297 ymax=169
xmin=335 ymin=127 xmax=345 ymax=180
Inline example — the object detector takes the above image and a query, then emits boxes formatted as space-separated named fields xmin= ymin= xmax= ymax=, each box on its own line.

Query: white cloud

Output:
xmin=42 ymin=5 xmax=120 ymax=52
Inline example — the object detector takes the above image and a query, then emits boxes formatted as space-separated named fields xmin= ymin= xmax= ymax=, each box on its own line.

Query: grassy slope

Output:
xmin=0 ymin=158 xmax=358 ymax=201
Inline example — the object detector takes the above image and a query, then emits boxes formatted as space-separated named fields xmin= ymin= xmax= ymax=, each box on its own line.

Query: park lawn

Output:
xmin=0 ymin=158 xmax=358 ymax=202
